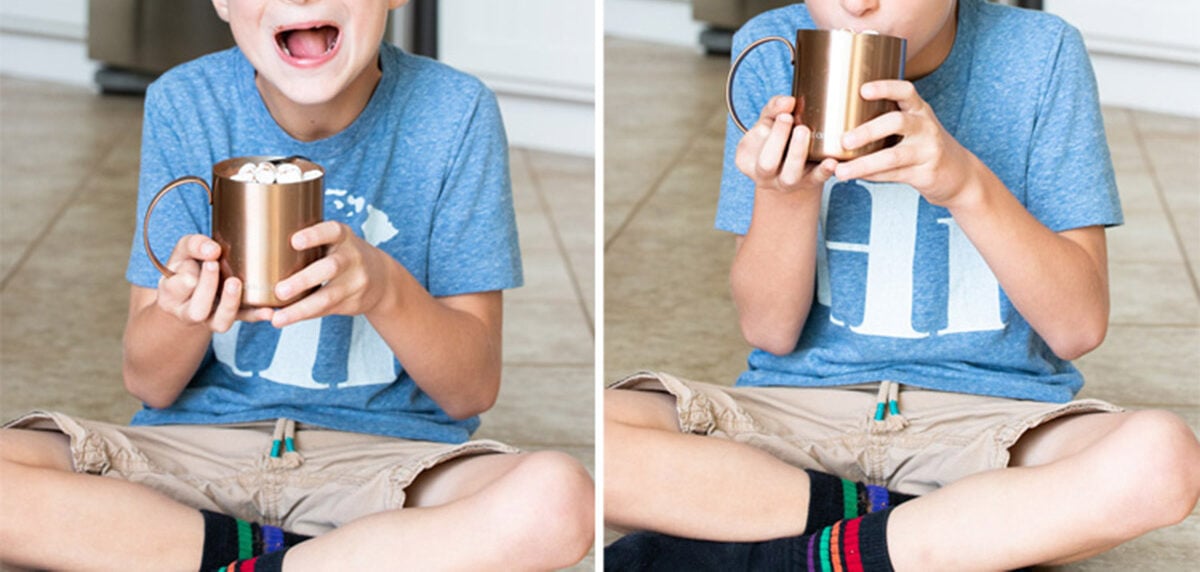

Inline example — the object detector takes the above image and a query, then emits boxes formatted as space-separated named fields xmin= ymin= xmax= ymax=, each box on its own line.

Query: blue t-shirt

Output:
xmin=716 ymin=0 xmax=1121 ymax=403
xmin=127 ymin=43 xmax=523 ymax=442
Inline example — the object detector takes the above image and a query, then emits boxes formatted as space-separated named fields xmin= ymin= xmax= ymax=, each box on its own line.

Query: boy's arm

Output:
xmin=836 ymin=80 xmax=1109 ymax=360
xmin=123 ymin=235 xmax=270 ymax=408
xmin=268 ymin=222 xmax=502 ymax=420
xmin=728 ymin=96 xmax=837 ymax=355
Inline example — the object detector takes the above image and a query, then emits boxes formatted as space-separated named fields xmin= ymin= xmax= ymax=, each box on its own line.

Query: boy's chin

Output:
xmin=261 ymin=78 xmax=343 ymax=107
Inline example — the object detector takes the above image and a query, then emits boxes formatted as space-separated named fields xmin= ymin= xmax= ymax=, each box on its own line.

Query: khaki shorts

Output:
xmin=610 ymin=371 xmax=1122 ymax=495
xmin=4 ymin=411 xmax=517 ymax=535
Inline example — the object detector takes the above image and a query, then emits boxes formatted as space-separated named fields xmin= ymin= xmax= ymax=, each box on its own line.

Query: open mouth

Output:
xmin=275 ymin=23 xmax=340 ymax=62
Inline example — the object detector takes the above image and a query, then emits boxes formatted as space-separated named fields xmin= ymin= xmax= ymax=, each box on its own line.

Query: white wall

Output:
xmin=1044 ymin=0 xmax=1200 ymax=117
xmin=605 ymin=0 xmax=702 ymax=48
xmin=438 ymin=0 xmax=596 ymax=156
xmin=0 ymin=0 xmax=96 ymax=87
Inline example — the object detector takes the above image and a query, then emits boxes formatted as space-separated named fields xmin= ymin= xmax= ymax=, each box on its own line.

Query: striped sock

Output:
xmin=199 ymin=510 xmax=309 ymax=571
xmin=215 ymin=548 xmax=287 ymax=572
xmin=804 ymin=470 xmax=914 ymax=533
xmin=603 ymin=509 xmax=896 ymax=571
xmin=802 ymin=510 xmax=894 ymax=572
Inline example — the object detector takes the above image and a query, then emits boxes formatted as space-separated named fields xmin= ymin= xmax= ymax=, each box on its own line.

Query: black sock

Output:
xmin=605 ymin=509 xmax=896 ymax=572
xmin=199 ymin=510 xmax=310 ymax=571
xmin=213 ymin=548 xmax=288 ymax=572
xmin=804 ymin=470 xmax=915 ymax=533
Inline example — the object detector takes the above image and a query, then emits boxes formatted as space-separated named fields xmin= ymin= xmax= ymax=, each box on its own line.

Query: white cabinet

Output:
xmin=1045 ymin=0 xmax=1200 ymax=116
xmin=439 ymin=0 xmax=595 ymax=155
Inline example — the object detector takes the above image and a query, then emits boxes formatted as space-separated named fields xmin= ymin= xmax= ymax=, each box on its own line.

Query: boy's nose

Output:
xmin=839 ymin=0 xmax=880 ymax=18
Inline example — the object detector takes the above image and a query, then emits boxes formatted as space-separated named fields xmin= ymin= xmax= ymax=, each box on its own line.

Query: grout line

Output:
xmin=520 ymin=148 xmax=596 ymax=335
xmin=503 ymin=361 xmax=596 ymax=368
xmin=603 ymin=102 xmax=724 ymax=252
xmin=1128 ymin=109 xmax=1200 ymax=300
xmin=0 ymin=131 xmax=132 ymax=292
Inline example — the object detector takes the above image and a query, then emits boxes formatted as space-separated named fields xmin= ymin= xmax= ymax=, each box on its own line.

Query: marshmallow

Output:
xmin=253 ymin=162 xmax=277 ymax=184
xmin=302 ymin=170 xmax=323 ymax=181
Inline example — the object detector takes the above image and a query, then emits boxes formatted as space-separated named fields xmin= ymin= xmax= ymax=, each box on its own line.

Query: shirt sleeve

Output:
xmin=714 ymin=26 xmax=797 ymax=236
xmin=126 ymin=83 xmax=212 ymax=289
xmin=427 ymin=85 xmax=524 ymax=297
xmin=1024 ymin=24 xmax=1123 ymax=232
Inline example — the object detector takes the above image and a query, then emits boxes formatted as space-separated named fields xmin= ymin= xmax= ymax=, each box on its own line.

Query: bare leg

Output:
xmin=887 ymin=410 xmax=1200 ymax=571
xmin=605 ymin=389 xmax=813 ymax=540
xmin=0 ymin=429 xmax=204 ymax=571
xmin=282 ymin=450 xmax=595 ymax=571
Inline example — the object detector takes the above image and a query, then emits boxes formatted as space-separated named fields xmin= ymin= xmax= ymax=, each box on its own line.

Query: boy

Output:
xmin=0 ymin=0 xmax=593 ymax=570
xmin=605 ymin=0 xmax=1199 ymax=570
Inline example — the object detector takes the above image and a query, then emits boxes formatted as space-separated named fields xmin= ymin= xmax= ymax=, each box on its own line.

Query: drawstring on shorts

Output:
xmin=872 ymin=381 xmax=909 ymax=432
xmin=267 ymin=418 xmax=304 ymax=468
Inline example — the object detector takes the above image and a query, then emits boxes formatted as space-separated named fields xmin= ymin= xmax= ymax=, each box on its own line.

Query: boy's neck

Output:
xmin=905 ymin=3 xmax=958 ymax=81
xmin=255 ymin=56 xmax=383 ymax=142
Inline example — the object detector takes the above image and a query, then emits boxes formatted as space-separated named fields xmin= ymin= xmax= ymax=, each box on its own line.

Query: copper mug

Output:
xmin=143 ymin=156 xmax=325 ymax=308
xmin=727 ymin=29 xmax=906 ymax=161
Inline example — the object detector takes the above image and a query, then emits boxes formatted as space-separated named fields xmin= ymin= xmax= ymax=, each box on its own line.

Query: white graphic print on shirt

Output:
xmin=815 ymin=179 xmax=1006 ymax=338
xmin=212 ymin=189 xmax=401 ymax=389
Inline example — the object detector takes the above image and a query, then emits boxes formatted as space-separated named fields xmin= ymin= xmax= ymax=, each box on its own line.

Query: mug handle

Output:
xmin=142 ymin=176 xmax=213 ymax=278
xmin=725 ymin=36 xmax=797 ymax=134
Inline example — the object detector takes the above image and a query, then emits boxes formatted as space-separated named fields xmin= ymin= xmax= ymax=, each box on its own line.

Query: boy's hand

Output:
xmin=270 ymin=221 xmax=391 ymax=328
xmin=735 ymin=95 xmax=838 ymax=195
xmin=155 ymin=235 xmax=271 ymax=332
xmin=835 ymin=80 xmax=977 ymax=207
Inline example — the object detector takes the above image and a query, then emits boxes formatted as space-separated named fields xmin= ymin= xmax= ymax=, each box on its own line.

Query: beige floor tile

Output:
xmin=1 ymin=160 xmax=142 ymax=423
xmin=1112 ymin=167 xmax=1163 ymax=213
xmin=503 ymin=299 xmax=593 ymax=365
xmin=1173 ymin=209 xmax=1200 ymax=269
xmin=515 ymin=205 xmax=559 ymax=254
xmin=1075 ymin=326 xmax=1200 ymax=407
xmin=605 ymin=136 xmax=748 ymax=385
xmin=568 ymin=244 xmax=595 ymax=322
xmin=508 ymin=248 xmax=579 ymax=304
xmin=1107 ymin=208 xmax=1187 ymax=264
xmin=1108 ymin=262 xmax=1199 ymax=326
xmin=476 ymin=365 xmax=594 ymax=447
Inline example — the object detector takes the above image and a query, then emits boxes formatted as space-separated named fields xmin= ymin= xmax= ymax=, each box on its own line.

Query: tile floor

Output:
xmin=0 ymin=76 xmax=595 ymax=570
xmin=604 ymin=37 xmax=1200 ymax=570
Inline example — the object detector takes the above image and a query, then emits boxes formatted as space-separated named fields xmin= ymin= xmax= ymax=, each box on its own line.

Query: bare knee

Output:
xmin=1099 ymin=410 xmax=1200 ymax=536
xmin=497 ymin=451 xmax=594 ymax=568
xmin=0 ymin=429 xmax=72 ymax=471
xmin=605 ymin=389 xmax=679 ymax=431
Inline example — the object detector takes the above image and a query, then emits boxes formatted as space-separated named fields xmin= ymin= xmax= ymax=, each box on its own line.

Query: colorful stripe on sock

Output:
xmin=865 ymin=484 xmax=890 ymax=513
xmin=261 ymin=525 xmax=285 ymax=554
xmin=841 ymin=479 xmax=858 ymax=520
xmin=236 ymin=519 xmax=254 ymax=560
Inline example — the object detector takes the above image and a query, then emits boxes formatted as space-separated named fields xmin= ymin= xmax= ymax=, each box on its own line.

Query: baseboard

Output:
xmin=496 ymin=93 xmax=594 ymax=157
xmin=604 ymin=0 xmax=704 ymax=48
xmin=1091 ymin=54 xmax=1200 ymax=118
xmin=0 ymin=32 xmax=96 ymax=87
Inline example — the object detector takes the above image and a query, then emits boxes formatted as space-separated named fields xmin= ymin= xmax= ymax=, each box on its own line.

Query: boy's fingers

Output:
xmin=169 ymin=234 xmax=220 ymax=263
xmin=292 ymin=221 xmax=346 ymax=250
xmin=843 ymin=110 xmax=904 ymax=151
xmin=835 ymin=145 xmax=905 ymax=181
xmin=160 ymin=261 xmax=200 ymax=300
xmin=861 ymin=80 xmax=922 ymax=110
xmin=208 ymin=278 xmax=242 ymax=332
xmin=807 ymin=158 xmax=839 ymax=186
xmin=272 ymin=287 xmax=336 ymax=329
xmin=186 ymin=260 xmax=221 ymax=322
xmin=777 ymin=125 xmax=812 ymax=188
xmin=275 ymin=256 xmax=339 ymax=302
xmin=755 ymin=113 xmax=794 ymax=178
xmin=757 ymin=96 xmax=796 ymax=124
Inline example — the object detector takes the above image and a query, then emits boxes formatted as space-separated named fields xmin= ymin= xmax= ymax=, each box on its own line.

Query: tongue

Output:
xmin=285 ymin=27 xmax=335 ymax=59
